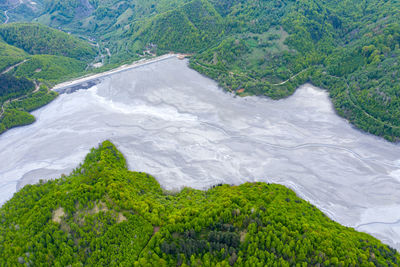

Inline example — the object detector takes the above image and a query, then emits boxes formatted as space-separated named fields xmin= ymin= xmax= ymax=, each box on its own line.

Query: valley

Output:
xmin=1 ymin=58 xmax=400 ymax=251
xmin=1 ymin=0 xmax=399 ymax=140
xmin=0 ymin=0 xmax=400 ymax=265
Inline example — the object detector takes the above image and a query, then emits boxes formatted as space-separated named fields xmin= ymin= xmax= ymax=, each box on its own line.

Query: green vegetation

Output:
xmin=0 ymin=23 xmax=95 ymax=134
xmin=0 ymin=40 xmax=28 ymax=72
xmin=14 ymin=55 xmax=86 ymax=82
xmin=0 ymin=74 xmax=57 ymax=134
xmin=1 ymin=141 xmax=399 ymax=266
xmin=0 ymin=74 xmax=38 ymax=134
xmin=0 ymin=108 xmax=35 ymax=133
xmin=186 ymin=0 xmax=400 ymax=141
xmin=0 ymin=23 xmax=96 ymax=61
xmin=7 ymin=85 xmax=58 ymax=113
xmin=0 ymin=74 xmax=33 ymax=103
xmin=1 ymin=3 xmax=399 ymax=264
xmin=129 ymin=0 xmax=224 ymax=54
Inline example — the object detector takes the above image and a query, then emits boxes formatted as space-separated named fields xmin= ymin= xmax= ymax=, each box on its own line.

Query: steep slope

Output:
xmin=14 ymin=55 xmax=86 ymax=82
xmin=0 ymin=74 xmax=34 ymax=103
xmin=129 ymin=0 xmax=224 ymax=53
xmin=0 ymin=73 xmax=57 ymax=134
xmin=0 ymin=39 xmax=28 ymax=72
xmin=189 ymin=0 xmax=400 ymax=141
xmin=0 ymin=23 xmax=96 ymax=134
xmin=0 ymin=141 xmax=399 ymax=266
xmin=0 ymin=23 xmax=96 ymax=61
xmin=1 ymin=0 xmax=193 ymax=35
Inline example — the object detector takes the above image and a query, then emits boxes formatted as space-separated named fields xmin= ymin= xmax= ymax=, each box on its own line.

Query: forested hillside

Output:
xmin=0 ymin=23 xmax=96 ymax=61
xmin=187 ymin=0 xmax=400 ymax=141
xmin=0 ymin=40 xmax=28 ymax=72
xmin=130 ymin=0 xmax=400 ymax=141
xmin=0 ymin=23 xmax=96 ymax=134
xmin=0 ymin=23 xmax=96 ymax=80
xmin=0 ymin=74 xmax=57 ymax=134
xmin=0 ymin=141 xmax=399 ymax=266
xmin=1 ymin=0 xmax=400 ymax=141
xmin=129 ymin=0 xmax=224 ymax=53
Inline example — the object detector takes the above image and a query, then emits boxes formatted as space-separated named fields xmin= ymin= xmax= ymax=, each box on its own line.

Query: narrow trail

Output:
xmin=192 ymin=61 xmax=308 ymax=88
xmin=86 ymin=42 xmax=104 ymax=71
xmin=0 ymin=102 xmax=5 ymax=117
xmin=0 ymin=59 xmax=31 ymax=118
xmin=33 ymin=80 xmax=40 ymax=93
xmin=1 ymin=59 xmax=28 ymax=74
xmin=325 ymin=74 xmax=400 ymax=130
xmin=0 ymin=80 xmax=41 ymax=118
xmin=2 ymin=0 xmax=22 ymax=24
xmin=105 ymin=48 xmax=111 ymax=57
xmin=0 ymin=100 xmax=10 ymax=118
xmin=135 ymin=226 xmax=161 ymax=262
xmin=73 ymin=35 xmax=104 ymax=71
xmin=346 ymin=87 xmax=400 ymax=129
xmin=271 ymin=68 xmax=309 ymax=86
xmin=3 ymin=10 xmax=9 ymax=24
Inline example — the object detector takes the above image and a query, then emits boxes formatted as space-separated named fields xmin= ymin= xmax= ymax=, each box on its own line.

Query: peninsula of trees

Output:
xmin=1 ymin=141 xmax=399 ymax=266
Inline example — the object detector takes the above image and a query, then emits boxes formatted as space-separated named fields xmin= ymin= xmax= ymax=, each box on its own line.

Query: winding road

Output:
xmin=3 ymin=10 xmax=9 ymax=24
xmin=192 ymin=61 xmax=309 ymax=90
xmin=271 ymin=68 xmax=309 ymax=86
xmin=2 ymin=0 xmax=22 ymax=24
xmin=0 ymin=79 xmax=40 ymax=118
xmin=0 ymin=59 xmax=30 ymax=118
xmin=1 ymin=59 xmax=28 ymax=74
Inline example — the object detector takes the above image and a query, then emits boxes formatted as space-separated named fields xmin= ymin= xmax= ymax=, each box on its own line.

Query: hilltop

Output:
xmin=0 ymin=141 xmax=398 ymax=266
xmin=0 ymin=22 xmax=97 ymax=133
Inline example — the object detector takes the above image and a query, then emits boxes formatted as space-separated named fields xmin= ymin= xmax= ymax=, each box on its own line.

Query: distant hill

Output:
xmin=0 ymin=39 xmax=28 ymax=72
xmin=0 ymin=23 xmax=96 ymax=134
xmin=1 ymin=141 xmax=399 ymax=266
xmin=0 ymin=23 xmax=96 ymax=61
xmin=129 ymin=0 xmax=224 ymax=53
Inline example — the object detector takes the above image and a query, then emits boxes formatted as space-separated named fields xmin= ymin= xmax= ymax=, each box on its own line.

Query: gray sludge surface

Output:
xmin=0 ymin=58 xmax=400 ymax=249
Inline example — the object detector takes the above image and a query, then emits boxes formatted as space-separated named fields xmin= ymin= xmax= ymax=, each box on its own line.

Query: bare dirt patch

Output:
xmin=240 ymin=230 xmax=247 ymax=243
xmin=52 ymin=207 xmax=65 ymax=223
xmin=117 ymin=212 xmax=127 ymax=223
xmin=153 ymin=226 xmax=160 ymax=234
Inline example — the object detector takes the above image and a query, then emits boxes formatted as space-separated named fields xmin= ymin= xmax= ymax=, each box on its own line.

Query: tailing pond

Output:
xmin=1 ymin=57 xmax=400 ymax=249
